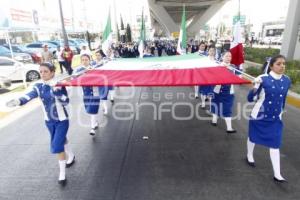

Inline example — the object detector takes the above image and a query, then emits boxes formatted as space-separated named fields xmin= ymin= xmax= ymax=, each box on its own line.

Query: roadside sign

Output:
xmin=233 ymin=15 xmax=246 ymax=25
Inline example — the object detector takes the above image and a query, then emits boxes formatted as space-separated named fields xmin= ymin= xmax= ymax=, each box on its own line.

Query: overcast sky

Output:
xmin=1 ymin=0 xmax=290 ymax=33
xmin=208 ymin=0 xmax=289 ymax=31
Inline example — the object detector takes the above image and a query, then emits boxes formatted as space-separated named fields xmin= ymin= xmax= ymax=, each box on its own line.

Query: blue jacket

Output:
xmin=19 ymin=82 xmax=69 ymax=122
xmin=248 ymin=72 xmax=291 ymax=121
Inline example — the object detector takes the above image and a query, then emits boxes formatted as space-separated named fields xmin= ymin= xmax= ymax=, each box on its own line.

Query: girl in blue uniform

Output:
xmin=73 ymin=54 xmax=102 ymax=136
xmin=199 ymin=46 xmax=216 ymax=109
xmin=210 ymin=51 xmax=236 ymax=133
xmin=246 ymin=55 xmax=291 ymax=182
xmin=91 ymin=50 xmax=110 ymax=115
xmin=6 ymin=62 xmax=75 ymax=185
xmin=195 ymin=42 xmax=208 ymax=98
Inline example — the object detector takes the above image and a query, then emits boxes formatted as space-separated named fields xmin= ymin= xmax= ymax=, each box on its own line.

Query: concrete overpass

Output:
xmin=148 ymin=0 xmax=229 ymax=37
xmin=281 ymin=0 xmax=300 ymax=60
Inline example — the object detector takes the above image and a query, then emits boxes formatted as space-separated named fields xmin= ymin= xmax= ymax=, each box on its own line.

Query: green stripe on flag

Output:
xmin=102 ymin=10 xmax=112 ymax=42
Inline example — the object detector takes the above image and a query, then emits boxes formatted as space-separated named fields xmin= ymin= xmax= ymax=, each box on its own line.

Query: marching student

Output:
xmin=246 ymin=55 xmax=291 ymax=183
xmin=195 ymin=42 xmax=208 ymax=98
xmin=73 ymin=54 xmax=101 ymax=136
xmin=199 ymin=46 xmax=216 ymax=109
xmin=210 ymin=51 xmax=236 ymax=133
xmin=91 ymin=50 xmax=109 ymax=115
xmin=6 ymin=62 xmax=75 ymax=185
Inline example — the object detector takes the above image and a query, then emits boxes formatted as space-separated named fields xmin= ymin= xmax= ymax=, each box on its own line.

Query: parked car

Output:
xmin=0 ymin=56 xmax=40 ymax=81
xmin=0 ymin=76 xmax=12 ymax=89
xmin=3 ymin=44 xmax=41 ymax=63
xmin=26 ymin=42 xmax=57 ymax=55
xmin=0 ymin=45 xmax=33 ymax=63
xmin=47 ymin=40 xmax=79 ymax=54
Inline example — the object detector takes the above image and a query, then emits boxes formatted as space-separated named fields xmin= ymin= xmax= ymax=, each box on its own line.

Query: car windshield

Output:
xmin=0 ymin=46 xmax=11 ymax=53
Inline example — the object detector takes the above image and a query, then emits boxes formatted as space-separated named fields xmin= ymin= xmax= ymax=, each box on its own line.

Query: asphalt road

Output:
xmin=0 ymin=85 xmax=299 ymax=200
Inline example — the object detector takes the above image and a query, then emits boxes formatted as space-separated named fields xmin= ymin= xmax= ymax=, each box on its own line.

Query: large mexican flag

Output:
xmin=61 ymin=54 xmax=250 ymax=87
xmin=102 ymin=10 xmax=112 ymax=55
xmin=176 ymin=5 xmax=187 ymax=55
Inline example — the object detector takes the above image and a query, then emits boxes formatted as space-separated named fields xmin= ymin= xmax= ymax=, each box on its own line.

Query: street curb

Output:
xmin=287 ymin=91 xmax=300 ymax=109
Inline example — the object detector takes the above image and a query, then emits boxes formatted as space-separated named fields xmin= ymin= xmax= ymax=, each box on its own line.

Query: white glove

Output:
xmin=252 ymin=77 xmax=262 ymax=84
xmin=6 ymin=99 xmax=20 ymax=107
xmin=252 ymin=77 xmax=262 ymax=89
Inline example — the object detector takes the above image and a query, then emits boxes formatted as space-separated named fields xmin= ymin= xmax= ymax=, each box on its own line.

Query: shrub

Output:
xmin=285 ymin=70 xmax=300 ymax=85
xmin=286 ymin=60 xmax=300 ymax=70
xmin=245 ymin=66 xmax=262 ymax=77
xmin=244 ymin=47 xmax=280 ymax=64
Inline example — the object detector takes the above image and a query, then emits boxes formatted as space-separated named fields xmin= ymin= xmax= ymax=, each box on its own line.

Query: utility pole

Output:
xmin=238 ymin=0 xmax=241 ymax=20
xmin=58 ymin=0 xmax=69 ymax=46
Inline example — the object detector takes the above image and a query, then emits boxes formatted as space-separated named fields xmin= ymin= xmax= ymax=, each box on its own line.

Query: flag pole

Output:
xmin=226 ymin=65 xmax=257 ymax=81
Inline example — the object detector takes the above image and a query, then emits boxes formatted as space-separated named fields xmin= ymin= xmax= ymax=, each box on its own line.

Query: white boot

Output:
xmin=211 ymin=114 xmax=218 ymax=126
xmin=270 ymin=148 xmax=285 ymax=181
xmin=64 ymin=143 xmax=75 ymax=167
xmin=200 ymin=94 xmax=206 ymax=108
xmin=58 ymin=160 xmax=66 ymax=184
xmin=194 ymin=86 xmax=199 ymax=98
xmin=247 ymin=138 xmax=255 ymax=163
xmin=225 ymin=117 xmax=236 ymax=133
xmin=102 ymin=100 xmax=108 ymax=115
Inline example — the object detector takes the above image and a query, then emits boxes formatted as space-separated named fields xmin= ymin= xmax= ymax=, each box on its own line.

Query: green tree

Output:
xmin=120 ymin=15 xmax=125 ymax=43
xmin=126 ymin=23 xmax=132 ymax=42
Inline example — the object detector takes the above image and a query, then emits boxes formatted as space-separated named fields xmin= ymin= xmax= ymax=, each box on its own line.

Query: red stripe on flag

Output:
xmin=230 ymin=43 xmax=244 ymax=66
xmin=59 ymin=67 xmax=250 ymax=87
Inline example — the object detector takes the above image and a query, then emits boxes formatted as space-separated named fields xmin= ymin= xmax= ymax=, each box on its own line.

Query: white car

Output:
xmin=0 ymin=56 xmax=40 ymax=81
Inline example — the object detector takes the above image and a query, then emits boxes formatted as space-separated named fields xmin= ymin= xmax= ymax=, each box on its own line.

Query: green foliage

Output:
xmin=126 ymin=23 xmax=132 ymax=42
xmin=245 ymin=66 xmax=262 ymax=77
xmin=285 ymin=70 xmax=300 ymax=85
xmin=244 ymin=47 xmax=280 ymax=64
xmin=286 ymin=60 xmax=300 ymax=70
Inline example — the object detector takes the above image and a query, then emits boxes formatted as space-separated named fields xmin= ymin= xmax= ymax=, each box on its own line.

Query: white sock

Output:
xmin=247 ymin=138 xmax=255 ymax=162
xmin=102 ymin=100 xmax=108 ymax=114
xmin=208 ymin=97 xmax=212 ymax=112
xmin=270 ymin=148 xmax=285 ymax=180
xmin=90 ymin=114 xmax=98 ymax=128
xmin=58 ymin=160 xmax=66 ymax=181
xmin=110 ymin=90 xmax=115 ymax=100
xmin=194 ymin=86 xmax=199 ymax=97
xmin=200 ymin=95 xmax=206 ymax=107
xmin=224 ymin=117 xmax=233 ymax=131
xmin=64 ymin=144 xmax=74 ymax=164
xmin=212 ymin=114 xmax=218 ymax=123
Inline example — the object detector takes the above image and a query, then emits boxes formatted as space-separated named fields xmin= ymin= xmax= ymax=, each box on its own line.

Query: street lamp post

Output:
xmin=58 ymin=0 xmax=69 ymax=47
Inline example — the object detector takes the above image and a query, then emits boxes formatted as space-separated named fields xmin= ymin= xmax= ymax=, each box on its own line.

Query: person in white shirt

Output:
xmin=56 ymin=46 xmax=65 ymax=74
xmin=80 ymin=45 xmax=92 ymax=57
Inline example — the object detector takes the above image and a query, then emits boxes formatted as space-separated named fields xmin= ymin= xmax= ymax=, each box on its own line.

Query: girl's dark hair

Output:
xmin=40 ymin=62 xmax=55 ymax=72
xmin=262 ymin=55 xmax=286 ymax=74
xmin=207 ymin=45 xmax=216 ymax=51
xmin=270 ymin=54 xmax=286 ymax=67
xmin=80 ymin=54 xmax=91 ymax=60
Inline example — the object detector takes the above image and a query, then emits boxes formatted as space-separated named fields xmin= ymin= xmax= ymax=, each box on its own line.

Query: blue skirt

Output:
xmin=249 ymin=118 xmax=283 ymax=148
xmin=210 ymin=93 xmax=234 ymax=117
xmin=83 ymin=97 xmax=100 ymax=114
xmin=199 ymin=86 xmax=214 ymax=96
xmin=46 ymin=120 xmax=69 ymax=154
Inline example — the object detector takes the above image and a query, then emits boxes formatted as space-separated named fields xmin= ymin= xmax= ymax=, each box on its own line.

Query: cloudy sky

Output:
xmin=1 ymin=0 xmax=290 ymax=33
xmin=208 ymin=0 xmax=289 ymax=31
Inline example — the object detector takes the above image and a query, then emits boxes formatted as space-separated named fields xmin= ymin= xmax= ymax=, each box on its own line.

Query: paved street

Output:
xmin=0 ymin=85 xmax=299 ymax=200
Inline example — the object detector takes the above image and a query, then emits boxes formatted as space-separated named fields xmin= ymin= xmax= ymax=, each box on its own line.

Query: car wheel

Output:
xmin=26 ymin=70 xmax=40 ymax=81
